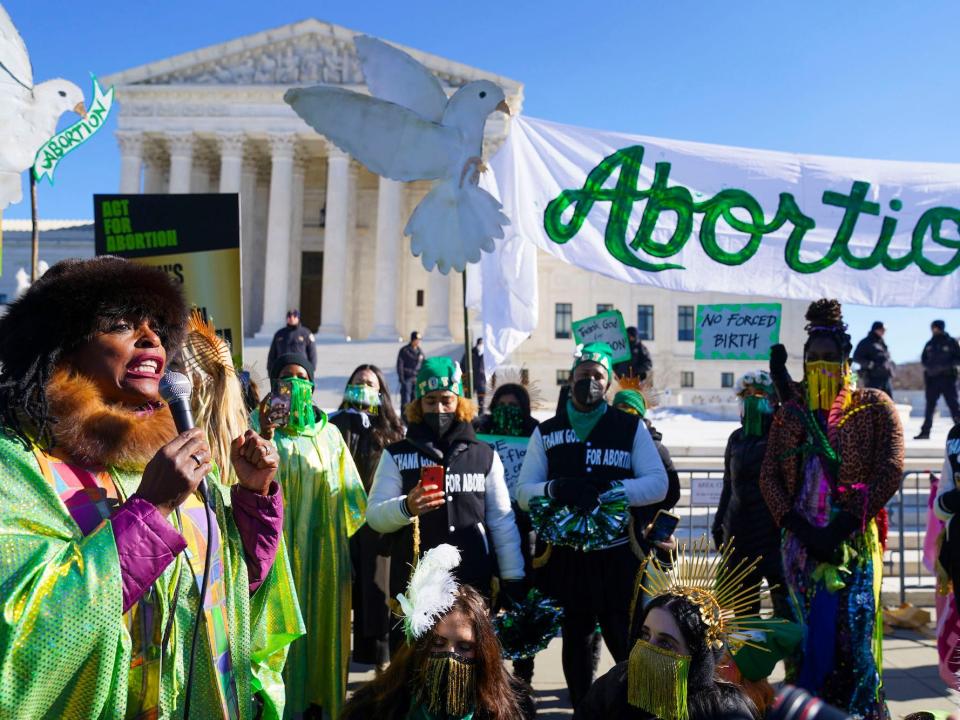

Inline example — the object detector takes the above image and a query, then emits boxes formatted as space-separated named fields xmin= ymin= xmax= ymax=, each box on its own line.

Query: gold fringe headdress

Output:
xmin=179 ymin=310 xmax=249 ymax=483
xmin=639 ymin=535 xmax=776 ymax=652
xmin=628 ymin=536 xmax=781 ymax=720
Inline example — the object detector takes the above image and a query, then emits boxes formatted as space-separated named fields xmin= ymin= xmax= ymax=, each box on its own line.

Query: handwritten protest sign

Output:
xmin=694 ymin=303 xmax=781 ymax=361
xmin=571 ymin=310 xmax=631 ymax=364
xmin=477 ymin=434 xmax=529 ymax=493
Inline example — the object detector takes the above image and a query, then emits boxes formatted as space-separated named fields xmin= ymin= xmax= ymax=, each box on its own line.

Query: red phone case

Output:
xmin=420 ymin=465 xmax=445 ymax=493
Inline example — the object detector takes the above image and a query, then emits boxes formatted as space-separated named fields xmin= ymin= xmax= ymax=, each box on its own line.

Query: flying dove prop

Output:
xmin=0 ymin=3 xmax=86 ymax=210
xmin=285 ymin=36 xmax=511 ymax=274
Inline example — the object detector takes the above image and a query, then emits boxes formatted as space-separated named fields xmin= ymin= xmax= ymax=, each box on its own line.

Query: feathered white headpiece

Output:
xmin=396 ymin=544 xmax=462 ymax=642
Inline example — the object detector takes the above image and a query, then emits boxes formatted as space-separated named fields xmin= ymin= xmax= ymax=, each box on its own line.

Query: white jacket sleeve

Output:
xmin=366 ymin=451 xmax=413 ymax=533
xmin=622 ymin=422 xmax=669 ymax=507
xmin=936 ymin=451 xmax=957 ymax=524
xmin=513 ymin=429 xmax=549 ymax=511
xmin=484 ymin=453 xmax=524 ymax=580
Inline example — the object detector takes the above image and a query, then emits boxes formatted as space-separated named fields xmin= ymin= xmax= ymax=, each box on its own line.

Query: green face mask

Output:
xmin=491 ymin=403 xmax=523 ymax=436
xmin=281 ymin=376 xmax=316 ymax=432
xmin=344 ymin=383 xmax=381 ymax=412
xmin=741 ymin=394 xmax=773 ymax=437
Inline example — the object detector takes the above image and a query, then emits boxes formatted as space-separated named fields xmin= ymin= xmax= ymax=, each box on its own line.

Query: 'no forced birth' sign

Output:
xmin=694 ymin=303 xmax=781 ymax=361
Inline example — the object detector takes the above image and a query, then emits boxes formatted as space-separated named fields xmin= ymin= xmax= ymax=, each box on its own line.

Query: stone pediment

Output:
xmin=101 ymin=18 xmax=521 ymax=94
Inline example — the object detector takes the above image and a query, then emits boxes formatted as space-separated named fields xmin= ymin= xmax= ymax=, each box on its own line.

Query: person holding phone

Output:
xmin=514 ymin=343 xmax=668 ymax=709
xmin=256 ymin=352 xmax=367 ymax=720
xmin=366 ymin=357 xmax=524 ymax=650
xmin=713 ymin=371 xmax=789 ymax=618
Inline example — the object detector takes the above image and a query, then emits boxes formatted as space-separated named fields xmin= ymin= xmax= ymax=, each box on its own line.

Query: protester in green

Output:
xmin=514 ymin=342 xmax=668 ymax=708
xmin=256 ymin=352 xmax=367 ymax=720
xmin=0 ymin=257 xmax=303 ymax=720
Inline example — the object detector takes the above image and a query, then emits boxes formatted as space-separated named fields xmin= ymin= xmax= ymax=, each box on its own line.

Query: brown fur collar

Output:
xmin=45 ymin=368 xmax=177 ymax=471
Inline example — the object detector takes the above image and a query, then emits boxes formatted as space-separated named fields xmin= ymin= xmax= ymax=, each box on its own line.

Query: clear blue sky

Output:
xmin=5 ymin=0 xmax=959 ymax=361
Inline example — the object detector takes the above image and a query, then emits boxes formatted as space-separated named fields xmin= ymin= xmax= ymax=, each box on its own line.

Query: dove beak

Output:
xmin=496 ymin=100 xmax=511 ymax=116
xmin=74 ymin=102 xmax=88 ymax=119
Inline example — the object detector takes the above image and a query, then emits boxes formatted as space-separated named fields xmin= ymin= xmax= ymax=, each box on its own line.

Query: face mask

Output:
xmin=417 ymin=652 xmax=477 ymax=718
xmin=280 ymin=376 xmax=316 ymax=432
xmin=424 ymin=411 xmax=455 ymax=438
xmin=626 ymin=639 xmax=691 ymax=720
xmin=804 ymin=360 xmax=846 ymax=412
xmin=344 ymin=383 xmax=380 ymax=412
xmin=741 ymin=394 xmax=773 ymax=437
xmin=491 ymin=403 xmax=523 ymax=436
xmin=572 ymin=378 xmax=606 ymax=408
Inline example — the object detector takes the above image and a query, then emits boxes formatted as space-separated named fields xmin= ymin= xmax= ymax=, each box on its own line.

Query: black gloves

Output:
xmin=712 ymin=524 xmax=725 ymax=552
xmin=547 ymin=478 xmax=601 ymax=513
xmin=770 ymin=344 xmax=788 ymax=375
xmin=499 ymin=578 xmax=528 ymax=610
xmin=783 ymin=509 xmax=860 ymax=564
xmin=941 ymin=489 xmax=960 ymax=515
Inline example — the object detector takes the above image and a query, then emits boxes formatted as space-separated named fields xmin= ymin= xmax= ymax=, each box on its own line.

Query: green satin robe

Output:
xmin=261 ymin=413 xmax=367 ymax=719
xmin=0 ymin=433 xmax=305 ymax=720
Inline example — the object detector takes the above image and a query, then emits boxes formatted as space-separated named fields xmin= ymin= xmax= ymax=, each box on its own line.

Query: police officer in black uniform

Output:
xmin=267 ymin=309 xmax=316 ymax=378
xmin=917 ymin=320 xmax=960 ymax=439
xmin=514 ymin=342 xmax=668 ymax=709
xmin=366 ymin=356 xmax=524 ymax=651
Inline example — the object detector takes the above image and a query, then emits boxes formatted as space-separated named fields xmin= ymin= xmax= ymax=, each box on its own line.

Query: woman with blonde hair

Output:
xmin=367 ymin=357 xmax=525 ymax=650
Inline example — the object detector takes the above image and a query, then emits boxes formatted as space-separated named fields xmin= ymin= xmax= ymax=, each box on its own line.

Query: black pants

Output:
xmin=922 ymin=376 xmax=960 ymax=433
xmin=864 ymin=375 xmax=894 ymax=400
xmin=399 ymin=377 xmax=415 ymax=410
xmin=561 ymin=606 xmax=631 ymax=709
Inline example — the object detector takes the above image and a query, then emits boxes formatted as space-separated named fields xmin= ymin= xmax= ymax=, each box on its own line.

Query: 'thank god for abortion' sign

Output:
xmin=571 ymin=310 xmax=631 ymax=364
xmin=694 ymin=303 xmax=781 ymax=361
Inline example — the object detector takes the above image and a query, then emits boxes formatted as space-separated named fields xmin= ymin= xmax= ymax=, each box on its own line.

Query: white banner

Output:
xmin=495 ymin=116 xmax=960 ymax=308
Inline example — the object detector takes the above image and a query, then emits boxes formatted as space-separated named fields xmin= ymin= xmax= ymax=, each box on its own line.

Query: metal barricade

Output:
xmin=894 ymin=469 xmax=938 ymax=605
xmin=666 ymin=467 xmax=940 ymax=605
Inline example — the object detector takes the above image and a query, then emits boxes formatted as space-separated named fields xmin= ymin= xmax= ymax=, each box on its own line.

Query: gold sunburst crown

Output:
xmin=640 ymin=535 xmax=780 ymax=651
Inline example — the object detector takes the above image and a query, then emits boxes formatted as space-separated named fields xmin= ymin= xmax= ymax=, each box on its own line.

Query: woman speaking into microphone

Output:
xmin=0 ymin=257 xmax=303 ymax=720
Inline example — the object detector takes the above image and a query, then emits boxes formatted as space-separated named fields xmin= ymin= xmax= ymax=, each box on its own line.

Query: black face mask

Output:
xmin=572 ymin=378 xmax=606 ymax=409
xmin=424 ymin=412 xmax=456 ymax=437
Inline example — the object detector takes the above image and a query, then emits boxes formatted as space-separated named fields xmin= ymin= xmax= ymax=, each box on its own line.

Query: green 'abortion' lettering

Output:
xmin=543 ymin=145 xmax=960 ymax=276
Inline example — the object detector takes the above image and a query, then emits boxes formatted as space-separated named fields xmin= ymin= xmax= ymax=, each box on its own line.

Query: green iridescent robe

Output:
xmin=0 ymin=433 xmax=305 ymax=720
xmin=257 ymin=413 xmax=367 ymax=719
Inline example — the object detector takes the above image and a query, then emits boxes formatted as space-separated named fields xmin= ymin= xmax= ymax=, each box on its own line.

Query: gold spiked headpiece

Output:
xmin=640 ymin=535 xmax=778 ymax=651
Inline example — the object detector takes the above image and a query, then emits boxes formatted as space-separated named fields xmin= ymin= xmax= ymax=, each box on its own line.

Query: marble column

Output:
xmin=142 ymin=146 xmax=167 ymax=194
xmin=288 ymin=152 xmax=306 ymax=315
xmin=167 ymin=132 xmax=194 ymax=193
xmin=217 ymin=132 xmax=245 ymax=194
xmin=255 ymin=133 xmax=297 ymax=337
xmin=116 ymin=131 xmax=143 ymax=193
xmin=369 ymin=177 xmax=403 ymax=339
xmin=240 ymin=154 xmax=259 ymax=337
xmin=317 ymin=144 xmax=350 ymax=338
xmin=425 ymin=269 xmax=452 ymax=340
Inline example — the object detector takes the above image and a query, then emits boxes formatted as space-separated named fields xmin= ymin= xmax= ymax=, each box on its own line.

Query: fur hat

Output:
xmin=0 ymin=257 xmax=187 ymax=380
xmin=0 ymin=257 xmax=187 ymax=446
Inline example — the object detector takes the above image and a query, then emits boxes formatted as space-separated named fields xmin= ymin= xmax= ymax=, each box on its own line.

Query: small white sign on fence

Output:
xmin=691 ymin=477 xmax=723 ymax=507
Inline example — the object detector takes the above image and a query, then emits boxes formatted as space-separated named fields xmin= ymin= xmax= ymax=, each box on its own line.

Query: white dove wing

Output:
xmin=0 ymin=3 xmax=32 ymax=90
xmin=285 ymin=86 xmax=461 ymax=182
xmin=354 ymin=35 xmax=447 ymax=122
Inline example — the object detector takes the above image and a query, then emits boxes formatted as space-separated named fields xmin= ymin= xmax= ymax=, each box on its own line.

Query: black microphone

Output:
xmin=158 ymin=370 xmax=207 ymax=500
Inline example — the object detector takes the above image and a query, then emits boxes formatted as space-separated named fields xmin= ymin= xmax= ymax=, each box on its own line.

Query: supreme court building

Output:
xmin=101 ymin=19 xmax=806 ymax=393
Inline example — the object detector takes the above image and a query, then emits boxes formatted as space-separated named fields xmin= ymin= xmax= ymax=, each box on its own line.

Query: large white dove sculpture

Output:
xmin=285 ymin=35 xmax=511 ymax=274
xmin=0 ymin=3 xmax=86 ymax=210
